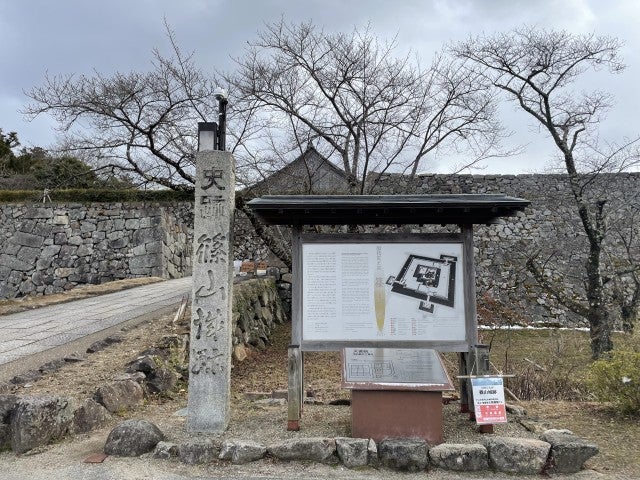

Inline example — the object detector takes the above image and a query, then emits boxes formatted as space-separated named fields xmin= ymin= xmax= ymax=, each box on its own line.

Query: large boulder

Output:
xmin=94 ymin=379 xmax=144 ymax=413
xmin=10 ymin=396 xmax=74 ymax=454
xmin=153 ymin=441 xmax=179 ymax=459
xmin=10 ymin=370 xmax=43 ymax=385
xmin=367 ymin=439 xmax=380 ymax=468
xmin=126 ymin=355 xmax=178 ymax=394
xmin=219 ymin=439 xmax=267 ymax=464
xmin=541 ymin=429 xmax=599 ymax=473
xmin=378 ymin=438 xmax=429 ymax=472
xmin=72 ymin=398 xmax=110 ymax=433
xmin=104 ymin=419 xmax=164 ymax=456
xmin=484 ymin=436 xmax=551 ymax=475
xmin=86 ymin=335 xmax=123 ymax=353
xmin=0 ymin=424 xmax=11 ymax=451
xmin=126 ymin=356 xmax=157 ymax=374
xmin=268 ymin=437 xmax=338 ymax=464
xmin=146 ymin=368 xmax=178 ymax=394
xmin=0 ymin=393 xmax=18 ymax=449
xmin=429 ymin=443 xmax=488 ymax=471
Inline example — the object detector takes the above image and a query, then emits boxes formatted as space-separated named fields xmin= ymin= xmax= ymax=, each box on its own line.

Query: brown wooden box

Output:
xmin=351 ymin=389 xmax=443 ymax=444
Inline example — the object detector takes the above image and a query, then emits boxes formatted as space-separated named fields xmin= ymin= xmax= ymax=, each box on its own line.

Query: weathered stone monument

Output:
xmin=187 ymin=141 xmax=235 ymax=432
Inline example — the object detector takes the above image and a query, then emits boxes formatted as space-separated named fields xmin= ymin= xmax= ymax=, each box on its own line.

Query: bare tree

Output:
xmin=24 ymin=23 xmax=267 ymax=191
xmin=454 ymin=27 xmax=640 ymax=358
xmin=404 ymin=53 xmax=507 ymax=178
xmin=25 ymin=20 xmax=505 ymax=193
xmin=23 ymin=21 xmax=507 ymax=266
xmin=229 ymin=20 xmax=504 ymax=194
xmin=24 ymin=24 xmax=294 ymax=264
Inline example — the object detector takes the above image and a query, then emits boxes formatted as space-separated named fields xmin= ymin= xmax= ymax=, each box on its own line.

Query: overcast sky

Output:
xmin=1 ymin=0 xmax=639 ymax=174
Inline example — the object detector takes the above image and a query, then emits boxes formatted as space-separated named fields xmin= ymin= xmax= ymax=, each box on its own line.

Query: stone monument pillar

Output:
xmin=187 ymin=150 xmax=235 ymax=433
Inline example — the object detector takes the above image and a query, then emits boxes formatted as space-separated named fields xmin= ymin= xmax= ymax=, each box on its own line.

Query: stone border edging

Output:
xmin=134 ymin=430 xmax=598 ymax=475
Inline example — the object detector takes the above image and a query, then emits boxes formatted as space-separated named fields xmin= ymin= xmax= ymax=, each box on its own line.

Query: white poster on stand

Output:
xmin=302 ymin=242 xmax=465 ymax=342
xmin=470 ymin=377 xmax=508 ymax=424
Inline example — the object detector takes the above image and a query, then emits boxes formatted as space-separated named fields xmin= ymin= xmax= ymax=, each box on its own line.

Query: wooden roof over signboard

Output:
xmin=247 ymin=194 xmax=530 ymax=226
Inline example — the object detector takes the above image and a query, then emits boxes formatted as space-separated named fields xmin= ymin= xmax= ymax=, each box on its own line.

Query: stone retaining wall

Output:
xmin=2 ymin=171 xmax=639 ymax=326
xmin=0 ymin=202 xmax=192 ymax=299
xmin=367 ymin=172 xmax=640 ymax=325
xmin=161 ymin=204 xmax=193 ymax=280
xmin=231 ymin=278 xmax=287 ymax=356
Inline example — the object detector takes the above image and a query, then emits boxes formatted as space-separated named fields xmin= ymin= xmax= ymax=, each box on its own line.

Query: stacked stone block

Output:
xmin=231 ymin=278 xmax=288 ymax=351
xmin=0 ymin=202 xmax=191 ymax=299
xmin=160 ymin=205 xmax=193 ymax=279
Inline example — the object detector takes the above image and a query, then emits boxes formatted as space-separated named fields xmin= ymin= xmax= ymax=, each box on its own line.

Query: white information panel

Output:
xmin=302 ymin=241 xmax=465 ymax=343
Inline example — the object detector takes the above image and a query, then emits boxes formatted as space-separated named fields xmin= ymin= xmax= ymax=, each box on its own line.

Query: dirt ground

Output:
xmin=1 ymin=284 xmax=638 ymax=478
xmin=10 ymin=310 xmax=532 ymax=445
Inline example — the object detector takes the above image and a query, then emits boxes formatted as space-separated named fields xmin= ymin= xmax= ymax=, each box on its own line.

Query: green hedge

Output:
xmin=0 ymin=189 xmax=194 ymax=203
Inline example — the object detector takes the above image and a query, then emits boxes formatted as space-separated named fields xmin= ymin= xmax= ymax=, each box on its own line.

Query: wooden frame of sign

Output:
xmin=287 ymin=228 xmax=479 ymax=429
xmin=246 ymin=194 xmax=531 ymax=432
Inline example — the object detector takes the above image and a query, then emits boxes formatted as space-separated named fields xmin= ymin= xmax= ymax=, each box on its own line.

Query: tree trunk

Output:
xmin=621 ymin=280 xmax=640 ymax=333
xmin=588 ymin=305 xmax=613 ymax=359
xmin=235 ymin=196 xmax=292 ymax=269
xmin=564 ymin=150 xmax=613 ymax=359
xmin=585 ymin=243 xmax=613 ymax=359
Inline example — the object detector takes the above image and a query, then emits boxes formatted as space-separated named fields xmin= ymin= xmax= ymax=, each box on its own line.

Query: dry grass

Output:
xmin=231 ymin=322 xmax=345 ymax=402
xmin=231 ymin=322 xmax=291 ymax=396
xmin=481 ymin=328 xmax=593 ymax=400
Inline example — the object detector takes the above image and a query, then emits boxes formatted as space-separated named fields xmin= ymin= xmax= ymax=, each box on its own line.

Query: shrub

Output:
xmin=587 ymin=350 xmax=640 ymax=415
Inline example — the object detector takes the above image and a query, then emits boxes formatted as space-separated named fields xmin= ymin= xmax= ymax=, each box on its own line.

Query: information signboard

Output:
xmin=302 ymin=239 xmax=466 ymax=344
xmin=342 ymin=347 xmax=454 ymax=391
xmin=470 ymin=377 xmax=508 ymax=424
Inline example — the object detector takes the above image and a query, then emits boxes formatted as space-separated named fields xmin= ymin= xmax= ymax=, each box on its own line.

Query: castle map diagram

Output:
xmin=386 ymin=254 xmax=457 ymax=314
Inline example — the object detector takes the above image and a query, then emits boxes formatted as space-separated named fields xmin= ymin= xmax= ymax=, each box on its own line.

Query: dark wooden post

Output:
xmin=287 ymin=345 xmax=302 ymax=431
xmin=459 ymin=352 xmax=470 ymax=413
xmin=287 ymin=226 xmax=303 ymax=430
xmin=470 ymin=344 xmax=493 ymax=433
xmin=461 ymin=224 xmax=478 ymax=416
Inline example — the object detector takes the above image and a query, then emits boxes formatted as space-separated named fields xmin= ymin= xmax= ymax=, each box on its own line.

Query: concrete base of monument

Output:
xmin=351 ymin=390 xmax=444 ymax=444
